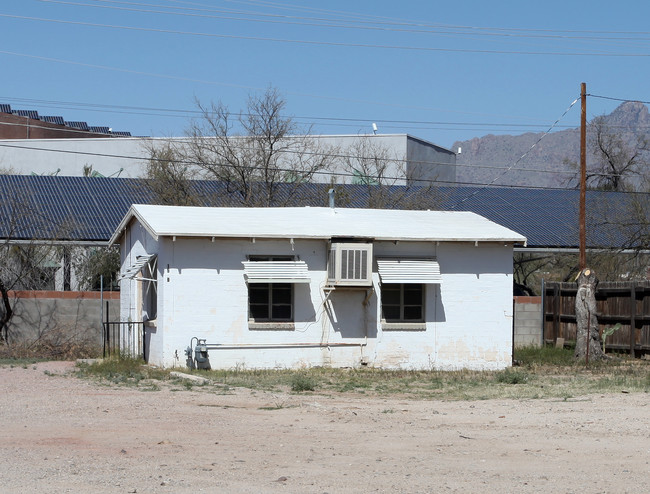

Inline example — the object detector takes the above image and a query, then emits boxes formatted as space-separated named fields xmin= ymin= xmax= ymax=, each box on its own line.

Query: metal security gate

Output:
xmin=103 ymin=321 xmax=146 ymax=360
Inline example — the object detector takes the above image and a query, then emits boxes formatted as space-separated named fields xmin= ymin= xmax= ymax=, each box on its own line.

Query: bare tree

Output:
xmin=157 ymin=87 xmax=336 ymax=206
xmin=336 ymin=136 xmax=436 ymax=209
xmin=72 ymin=246 xmax=121 ymax=291
xmin=512 ymin=252 xmax=558 ymax=296
xmin=564 ymin=114 xmax=649 ymax=192
xmin=587 ymin=116 xmax=647 ymax=191
xmin=142 ymin=141 xmax=203 ymax=206
xmin=0 ymin=198 xmax=65 ymax=343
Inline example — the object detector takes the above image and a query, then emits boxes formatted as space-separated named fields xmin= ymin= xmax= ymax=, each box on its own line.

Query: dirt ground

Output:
xmin=0 ymin=362 xmax=648 ymax=494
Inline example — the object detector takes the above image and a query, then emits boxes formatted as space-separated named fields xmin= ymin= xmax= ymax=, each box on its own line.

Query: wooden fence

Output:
xmin=543 ymin=281 xmax=650 ymax=356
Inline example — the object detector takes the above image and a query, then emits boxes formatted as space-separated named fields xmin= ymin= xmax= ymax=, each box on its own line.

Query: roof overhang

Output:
xmin=110 ymin=205 xmax=527 ymax=246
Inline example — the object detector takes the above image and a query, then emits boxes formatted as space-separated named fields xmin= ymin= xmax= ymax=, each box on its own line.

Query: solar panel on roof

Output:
xmin=13 ymin=110 xmax=39 ymax=119
xmin=0 ymin=104 xmax=11 ymax=113
xmin=111 ymin=131 xmax=132 ymax=137
xmin=65 ymin=121 xmax=89 ymax=131
xmin=89 ymin=126 xmax=111 ymax=134
xmin=42 ymin=116 xmax=65 ymax=125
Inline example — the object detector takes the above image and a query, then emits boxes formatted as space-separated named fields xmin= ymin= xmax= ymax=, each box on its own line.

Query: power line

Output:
xmin=4 ymin=13 xmax=650 ymax=57
xmin=0 ymin=95 xmax=568 ymax=130
xmin=5 ymin=95 xmax=650 ymax=134
xmin=6 ymin=95 xmax=650 ymax=134
xmin=452 ymin=96 xmax=582 ymax=208
xmin=0 ymin=138 xmax=587 ymax=191
xmin=0 ymin=51 xmax=554 ymax=119
xmin=1 ymin=113 xmax=645 ymax=177
xmin=588 ymin=93 xmax=650 ymax=105
xmin=39 ymin=0 xmax=650 ymax=42
xmin=0 ymin=131 xmax=607 ymax=180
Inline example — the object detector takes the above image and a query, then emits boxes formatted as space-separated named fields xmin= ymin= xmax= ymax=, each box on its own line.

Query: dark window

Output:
xmin=248 ymin=283 xmax=293 ymax=322
xmin=381 ymin=284 xmax=424 ymax=322
xmin=247 ymin=256 xmax=294 ymax=323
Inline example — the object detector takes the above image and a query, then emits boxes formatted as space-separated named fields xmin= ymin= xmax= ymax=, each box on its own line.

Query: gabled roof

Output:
xmin=109 ymin=204 xmax=526 ymax=246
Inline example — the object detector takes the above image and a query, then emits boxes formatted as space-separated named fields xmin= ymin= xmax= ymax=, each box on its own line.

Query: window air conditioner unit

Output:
xmin=327 ymin=242 xmax=373 ymax=286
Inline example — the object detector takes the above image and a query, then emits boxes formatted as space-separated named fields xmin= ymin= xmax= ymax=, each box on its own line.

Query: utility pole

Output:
xmin=579 ymin=82 xmax=587 ymax=269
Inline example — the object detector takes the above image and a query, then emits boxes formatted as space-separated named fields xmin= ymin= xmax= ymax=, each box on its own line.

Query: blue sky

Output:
xmin=2 ymin=0 xmax=650 ymax=149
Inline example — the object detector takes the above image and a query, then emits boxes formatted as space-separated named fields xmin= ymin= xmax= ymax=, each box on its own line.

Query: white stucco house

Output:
xmin=110 ymin=205 xmax=526 ymax=371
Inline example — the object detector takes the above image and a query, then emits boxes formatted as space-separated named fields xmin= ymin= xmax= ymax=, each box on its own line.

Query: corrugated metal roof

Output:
xmin=0 ymin=174 xmax=644 ymax=250
xmin=0 ymin=175 xmax=151 ymax=242
xmin=112 ymin=204 xmax=526 ymax=245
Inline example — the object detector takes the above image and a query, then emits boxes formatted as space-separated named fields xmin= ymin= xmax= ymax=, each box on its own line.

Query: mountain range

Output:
xmin=451 ymin=101 xmax=650 ymax=188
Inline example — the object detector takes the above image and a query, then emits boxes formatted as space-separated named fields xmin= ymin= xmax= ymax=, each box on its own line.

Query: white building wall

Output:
xmin=118 ymin=220 xmax=161 ymax=359
xmin=433 ymin=243 xmax=514 ymax=370
xmin=1 ymin=134 xmax=454 ymax=185
xmin=120 ymin=224 xmax=514 ymax=370
xmin=0 ymin=138 xmax=149 ymax=177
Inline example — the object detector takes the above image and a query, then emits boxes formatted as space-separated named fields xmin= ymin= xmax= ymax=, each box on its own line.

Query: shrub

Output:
xmin=495 ymin=368 xmax=529 ymax=384
xmin=290 ymin=372 xmax=316 ymax=392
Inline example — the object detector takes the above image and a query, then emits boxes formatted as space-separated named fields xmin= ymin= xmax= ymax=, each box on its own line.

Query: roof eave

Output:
xmin=150 ymin=232 xmax=526 ymax=244
xmin=108 ymin=204 xmax=160 ymax=246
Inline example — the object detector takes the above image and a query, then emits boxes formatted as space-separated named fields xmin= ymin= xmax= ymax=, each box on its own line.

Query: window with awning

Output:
xmin=243 ymin=258 xmax=309 ymax=325
xmin=376 ymin=258 xmax=442 ymax=284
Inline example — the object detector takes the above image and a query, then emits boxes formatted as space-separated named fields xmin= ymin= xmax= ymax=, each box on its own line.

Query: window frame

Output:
xmin=247 ymin=256 xmax=296 ymax=325
xmin=142 ymin=256 xmax=157 ymax=321
xmin=381 ymin=283 xmax=425 ymax=328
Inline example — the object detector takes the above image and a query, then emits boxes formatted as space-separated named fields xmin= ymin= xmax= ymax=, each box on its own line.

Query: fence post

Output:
xmin=104 ymin=300 xmax=109 ymax=357
xmin=541 ymin=278 xmax=546 ymax=346
xmin=630 ymin=285 xmax=636 ymax=358
xmin=553 ymin=284 xmax=560 ymax=341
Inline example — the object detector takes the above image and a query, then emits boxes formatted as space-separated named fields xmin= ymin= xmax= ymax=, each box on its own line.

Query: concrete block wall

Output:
xmin=514 ymin=296 xmax=542 ymax=347
xmin=6 ymin=291 xmax=120 ymax=347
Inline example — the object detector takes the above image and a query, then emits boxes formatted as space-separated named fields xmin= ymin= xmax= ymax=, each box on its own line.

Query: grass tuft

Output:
xmin=64 ymin=346 xmax=650 ymax=401
xmin=495 ymin=368 xmax=529 ymax=384
xmin=290 ymin=372 xmax=316 ymax=392
xmin=75 ymin=356 xmax=169 ymax=388
xmin=514 ymin=345 xmax=575 ymax=367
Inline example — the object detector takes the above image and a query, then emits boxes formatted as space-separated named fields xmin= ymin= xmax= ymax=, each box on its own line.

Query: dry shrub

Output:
xmin=0 ymin=327 xmax=102 ymax=361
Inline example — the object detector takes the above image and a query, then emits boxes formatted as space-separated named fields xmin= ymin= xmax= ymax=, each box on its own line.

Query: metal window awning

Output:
xmin=242 ymin=261 xmax=310 ymax=283
xmin=377 ymin=258 xmax=442 ymax=284
xmin=120 ymin=254 xmax=157 ymax=281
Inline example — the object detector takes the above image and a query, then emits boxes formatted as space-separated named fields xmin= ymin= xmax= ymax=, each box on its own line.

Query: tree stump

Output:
xmin=574 ymin=268 xmax=606 ymax=361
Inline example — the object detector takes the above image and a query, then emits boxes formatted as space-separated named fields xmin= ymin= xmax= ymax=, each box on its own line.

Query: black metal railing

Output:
xmin=103 ymin=321 xmax=146 ymax=360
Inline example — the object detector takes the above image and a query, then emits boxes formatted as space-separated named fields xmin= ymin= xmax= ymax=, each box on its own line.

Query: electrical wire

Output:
xmin=588 ymin=93 xmax=650 ymax=106
xmin=0 ymin=51 xmax=564 ymax=118
xmin=0 ymin=136 xmax=636 ymax=190
xmin=7 ymin=95 xmax=650 ymax=133
xmin=0 ymin=124 xmax=591 ymax=177
xmin=3 ymin=13 xmax=650 ymax=57
xmin=0 ymin=102 xmax=576 ymax=132
xmin=451 ymin=96 xmax=582 ymax=208
xmin=37 ymin=0 xmax=650 ymax=42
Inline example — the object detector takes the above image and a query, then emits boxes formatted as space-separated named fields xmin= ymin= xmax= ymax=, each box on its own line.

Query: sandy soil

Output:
xmin=0 ymin=361 xmax=648 ymax=494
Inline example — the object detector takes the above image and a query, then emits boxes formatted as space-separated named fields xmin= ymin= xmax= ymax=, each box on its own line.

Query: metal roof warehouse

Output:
xmin=0 ymin=174 xmax=645 ymax=251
